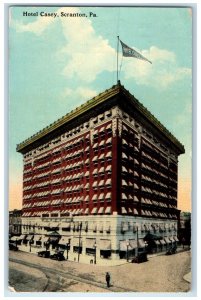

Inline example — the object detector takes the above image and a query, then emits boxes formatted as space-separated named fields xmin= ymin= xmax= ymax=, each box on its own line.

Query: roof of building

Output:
xmin=16 ymin=81 xmax=185 ymax=154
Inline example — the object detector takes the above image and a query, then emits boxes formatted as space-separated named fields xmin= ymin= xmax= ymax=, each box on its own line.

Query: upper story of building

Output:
xmin=17 ymin=81 xmax=185 ymax=220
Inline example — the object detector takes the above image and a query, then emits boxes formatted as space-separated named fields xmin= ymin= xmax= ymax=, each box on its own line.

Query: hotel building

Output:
xmin=16 ymin=81 xmax=184 ymax=262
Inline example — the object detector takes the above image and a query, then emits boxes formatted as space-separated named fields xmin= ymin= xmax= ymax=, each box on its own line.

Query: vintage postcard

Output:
xmin=8 ymin=5 xmax=192 ymax=294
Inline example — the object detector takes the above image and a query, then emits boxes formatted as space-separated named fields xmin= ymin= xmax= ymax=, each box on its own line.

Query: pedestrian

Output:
xmin=105 ymin=272 xmax=111 ymax=288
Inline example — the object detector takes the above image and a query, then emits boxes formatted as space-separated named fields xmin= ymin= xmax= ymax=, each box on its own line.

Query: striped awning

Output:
xmin=34 ymin=235 xmax=42 ymax=241
xmin=119 ymin=240 xmax=132 ymax=251
xmin=10 ymin=236 xmax=20 ymax=241
xmin=164 ymin=237 xmax=171 ymax=244
xmin=160 ymin=239 xmax=166 ymax=245
xmin=99 ymin=239 xmax=111 ymax=250
xmin=105 ymin=206 xmax=111 ymax=214
xmin=98 ymin=207 xmax=104 ymax=214
xmin=19 ymin=234 xmax=27 ymax=240
xmin=129 ymin=240 xmax=138 ymax=249
xmin=138 ymin=239 xmax=145 ymax=248
xmin=85 ymin=238 xmax=96 ymax=248
xmin=73 ymin=237 xmax=82 ymax=247
xmin=26 ymin=235 xmax=34 ymax=241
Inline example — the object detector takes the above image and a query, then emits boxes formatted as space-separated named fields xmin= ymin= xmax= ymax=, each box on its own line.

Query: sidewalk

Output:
xmin=183 ymin=272 xmax=191 ymax=283
xmin=148 ymin=245 xmax=190 ymax=259
xmin=17 ymin=243 xmax=190 ymax=266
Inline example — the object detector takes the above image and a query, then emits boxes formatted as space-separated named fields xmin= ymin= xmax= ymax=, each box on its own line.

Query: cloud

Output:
xmin=57 ymin=8 xmax=116 ymax=82
xmin=11 ymin=7 xmax=116 ymax=83
xmin=61 ymin=86 xmax=98 ymax=108
xmin=175 ymin=102 xmax=192 ymax=126
xmin=122 ymin=46 xmax=191 ymax=89
xmin=11 ymin=7 xmax=191 ymax=88
xmin=12 ymin=15 xmax=54 ymax=36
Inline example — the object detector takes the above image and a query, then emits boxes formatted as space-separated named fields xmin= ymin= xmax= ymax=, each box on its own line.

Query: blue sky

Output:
xmin=9 ymin=6 xmax=192 ymax=211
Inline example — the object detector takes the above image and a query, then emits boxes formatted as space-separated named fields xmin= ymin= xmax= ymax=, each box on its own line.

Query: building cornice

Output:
xmin=16 ymin=81 xmax=184 ymax=154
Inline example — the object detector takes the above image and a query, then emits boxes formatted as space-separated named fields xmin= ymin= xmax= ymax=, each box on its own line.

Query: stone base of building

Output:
xmin=15 ymin=215 xmax=179 ymax=264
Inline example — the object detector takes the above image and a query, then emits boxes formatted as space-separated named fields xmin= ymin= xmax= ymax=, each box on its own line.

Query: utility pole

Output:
xmin=136 ymin=226 xmax=139 ymax=257
xmin=94 ymin=241 xmax=97 ymax=264
xmin=66 ymin=239 xmax=70 ymax=260
xmin=77 ymin=222 xmax=82 ymax=262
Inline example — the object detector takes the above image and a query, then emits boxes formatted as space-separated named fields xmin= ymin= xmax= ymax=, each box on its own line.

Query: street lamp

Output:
xmin=126 ymin=241 xmax=129 ymax=262
xmin=144 ymin=241 xmax=148 ymax=252
xmin=94 ymin=242 xmax=97 ymax=264
xmin=29 ymin=240 xmax=32 ymax=252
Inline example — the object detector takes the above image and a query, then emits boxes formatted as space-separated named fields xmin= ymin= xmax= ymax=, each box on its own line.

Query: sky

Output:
xmin=8 ymin=6 xmax=192 ymax=212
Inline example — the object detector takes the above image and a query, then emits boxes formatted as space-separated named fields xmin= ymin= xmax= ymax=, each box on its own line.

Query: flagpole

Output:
xmin=117 ymin=36 xmax=119 ymax=83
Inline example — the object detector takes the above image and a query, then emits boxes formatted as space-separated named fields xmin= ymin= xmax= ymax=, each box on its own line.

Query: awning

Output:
xmin=59 ymin=236 xmax=70 ymax=245
xmin=173 ymin=236 xmax=179 ymax=242
xmin=121 ymin=207 xmax=127 ymax=214
xmin=105 ymin=206 xmax=111 ymax=214
xmin=98 ymin=207 xmax=104 ymax=214
xmin=92 ymin=168 xmax=98 ymax=175
xmin=84 ymin=208 xmax=89 ymax=214
xmin=100 ymin=239 xmax=111 ymax=250
xmin=129 ymin=240 xmax=138 ymax=249
xmin=160 ymin=239 xmax=166 ymax=245
xmin=26 ymin=235 xmax=34 ymax=241
xmin=119 ymin=240 xmax=132 ymax=251
xmin=10 ymin=236 xmax=19 ymax=241
xmin=105 ymin=178 xmax=112 ymax=185
xmin=91 ymin=207 xmax=98 ymax=214
xmin=143 ymin=233 xmax=161 ymax=241
xmin=105 ymin=192 xmax=111 ymax=199
xmin=155 ymin=240 xmax=160 ymax=245
xmin=49 ymin=236 xmax=60 ymax=243
xmin=34 ymin=236 xmax=42 ymax=242
xmin=164 ymin=237 xmax=171 ymax=244
xmin=138 ymin=239 xmax=146 ymax=248
xmin=106 ymin=151 xmax=112 ymax=158
xmin=98 ymin=193 xmax=104 ymax=200
xmin=19 ymin=234 xmax=27 ymax=240
xmin=85 ymin=238 xmax=96 ymax=248
xmin=106 ymin=165 xmax=112 ymax=172
xmin=42 ymin=236 xmax=50 ymax=243
xmin=73 ymin=237 xmax=82 ymax=247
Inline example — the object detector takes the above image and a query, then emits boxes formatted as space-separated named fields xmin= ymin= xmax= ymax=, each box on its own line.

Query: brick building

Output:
xmin=16 ymin=81 xmax=184 ymax=262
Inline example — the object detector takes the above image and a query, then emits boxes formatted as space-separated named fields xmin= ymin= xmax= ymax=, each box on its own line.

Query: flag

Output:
xmin=120 ymin=40 xmax=152 ymax=64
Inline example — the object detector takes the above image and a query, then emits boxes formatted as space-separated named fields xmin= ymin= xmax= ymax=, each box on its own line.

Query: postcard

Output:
xmin=8 ymin=5 xmax=192 ymax=294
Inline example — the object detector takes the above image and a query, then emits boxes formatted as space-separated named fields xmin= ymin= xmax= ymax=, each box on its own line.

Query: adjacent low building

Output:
xmin=9 ymin=209 xmax=22 ymax=237
xmin=16 ymin=81 xmax=184 ymax=262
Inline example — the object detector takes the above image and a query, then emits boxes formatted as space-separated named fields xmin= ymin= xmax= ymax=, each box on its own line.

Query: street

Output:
xmin=9 ymin=250 xmax=191 ymax=293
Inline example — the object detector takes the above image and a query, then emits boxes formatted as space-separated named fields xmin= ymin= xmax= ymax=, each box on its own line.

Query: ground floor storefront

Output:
xmin=9 ymin=215 xmax=179 ymax=264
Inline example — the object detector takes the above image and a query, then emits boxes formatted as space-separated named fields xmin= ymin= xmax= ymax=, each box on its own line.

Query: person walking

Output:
xmin=105 ymin=272 xmax=111 ymax=288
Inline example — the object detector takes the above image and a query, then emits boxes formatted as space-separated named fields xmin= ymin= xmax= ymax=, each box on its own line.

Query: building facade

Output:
xmin=9 ymin=209 xmax=22 ymax=236
xmin=16 ymin=82 xmax=184 ymax=262
xmin=178 ymin=211 xmax=191 ymax=246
